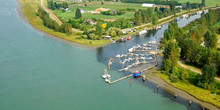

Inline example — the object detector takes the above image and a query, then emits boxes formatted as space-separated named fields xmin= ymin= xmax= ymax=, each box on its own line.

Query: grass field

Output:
xmin=19 ymin=0 xmax=111 ymax=46
xmin=53 ymin=1 xmax=148 ymax=20
xmin=178 ymin=0 xmax=220 ymax=6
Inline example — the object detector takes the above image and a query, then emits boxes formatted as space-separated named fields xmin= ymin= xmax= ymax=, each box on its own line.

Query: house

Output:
xmin=85 ymin=19 xmax=97 ymax=25
xmin=110 ymin=10 xmax=117 ymax=14
xmin=105 ymin=36 xmax=111 ymax=40
xmin=95 ymin=8 xmax=110 ymax=12
xmin=70 ymin=0 xmax=82 ymax=2
xmin=175 ymin=6 xmax=182 ymax=9
xmin=80 ymin=9 xmax=85 ymax=13
xmin=102 ymin=23 xmax=107 ymax=28
xmin=142 ymin=3 xmax=156 ymax=7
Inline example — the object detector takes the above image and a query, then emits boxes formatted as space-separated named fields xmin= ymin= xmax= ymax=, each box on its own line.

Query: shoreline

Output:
xmin=142 ymin=68 xmax=220 ymax=110
xmin=16 ymin=0 xmax=110 ymax=50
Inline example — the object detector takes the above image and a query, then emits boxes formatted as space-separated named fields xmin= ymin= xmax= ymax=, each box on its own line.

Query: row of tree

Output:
xmin=106 ymin=18 xmax=131 ymax=29
xmin=47 ymin=0 xmax=68 ymax=10
xmin=134 ymin=8 xmax=154 ymax=25
xmin=120 ymin=0 xmax=180 ymax=5
xmin=37 ymin=8 xmax=72 ymax=34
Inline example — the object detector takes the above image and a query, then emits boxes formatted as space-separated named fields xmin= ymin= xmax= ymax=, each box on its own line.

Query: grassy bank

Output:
xmin=156 ymin=69 xmax=220 ymax=108
xmin=19 ymin=0 xmax=111 ymax=46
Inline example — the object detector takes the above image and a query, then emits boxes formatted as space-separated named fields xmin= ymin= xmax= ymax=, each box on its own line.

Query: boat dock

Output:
xmin=109 ymin=74 xmax=133 ymax=84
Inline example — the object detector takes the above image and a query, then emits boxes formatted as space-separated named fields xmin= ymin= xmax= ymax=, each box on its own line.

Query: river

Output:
xmin=0 ymin=0 xmax=205 ymax=110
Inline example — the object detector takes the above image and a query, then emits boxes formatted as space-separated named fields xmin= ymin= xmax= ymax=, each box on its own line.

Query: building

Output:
xmin=95 ymin=8 xmax=110 ymax=12
xmin=175 ymin=6 xmax=182 ymax=9
xmin=84 ymin=19 xmax=97 ymax=25
xmin=142 ymin=3 xmax=156 ymax=7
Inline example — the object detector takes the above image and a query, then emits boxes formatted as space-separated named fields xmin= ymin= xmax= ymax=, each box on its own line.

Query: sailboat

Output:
xmin=102 ymin=69 xmax=110 ymax=79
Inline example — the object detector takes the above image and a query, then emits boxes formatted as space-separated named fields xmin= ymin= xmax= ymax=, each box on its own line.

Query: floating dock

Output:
xmin=109 ymin=74 xmax=133 ymax=84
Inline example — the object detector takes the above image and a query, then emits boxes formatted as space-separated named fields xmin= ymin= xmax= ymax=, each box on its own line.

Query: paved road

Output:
xmin=40 ymin=0 xmax=83 ymax=33
xmin=178 ymin=61 xmax=220 ymax=82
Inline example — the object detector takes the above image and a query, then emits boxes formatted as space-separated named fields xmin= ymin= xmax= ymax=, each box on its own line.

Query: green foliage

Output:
xmin=48 ymin=0 xmax=68 ymax=10
xmin=37 ymin=7 xmax=72 ymax=34
xmin=197 ymin=65 xmax=217 ymax=89
xmin=95 ymin=21 xmax=103 ymax=37
xmin=75 ymin=8 xmax=82 ymax=19
xmin=134 ymin=11 xmax=142 ymax=25
xmin=163 ymin=42 xmax=180 ymax=65
xmin=202 ymin=0 xmax=205 ymax=7
xmin=152 ymin=15 xmax=158 ymax=25
xmin=204 ymin=31 xmax=218 ymax=50
xmin=105 ymin=27 xmax=123 ymax=37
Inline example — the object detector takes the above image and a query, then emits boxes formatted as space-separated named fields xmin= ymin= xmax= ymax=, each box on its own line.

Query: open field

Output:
xmin=53 ymin=1 xmax=148 ymax=20
xmin=178 ymin=0 xmax=220 ymax=6
xmin=19 ymin=0 xmax=111 ymax=46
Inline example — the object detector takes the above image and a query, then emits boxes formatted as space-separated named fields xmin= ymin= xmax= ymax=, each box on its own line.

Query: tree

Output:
xmin=204 ymin=31 xmax=218 ymax=49
xmin=134 ymin=11 xmax=142 ymax=25
xmin=101 ymin=1 xmax=104 ymax=5
xmin=163 ymin=42 xmax=180 ymax=65
xmin=152 ymin=15 xmax=158 ymax=25
xmin=198 ymin=65 xmax=216 ymax=89
xmin=202 ymin=0 xmax=205 ymax=7
xmin=95 ymin=21 xmax=103 ymax=37
xmin=75 ymin=8 xmax=82 ymax=19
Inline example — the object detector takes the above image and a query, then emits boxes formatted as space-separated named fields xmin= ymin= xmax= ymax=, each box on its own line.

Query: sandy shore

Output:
xmin=16 ymin=0 xmax=110 ymax=50
xmin=142 ymin=68 xmax=220 ymax=110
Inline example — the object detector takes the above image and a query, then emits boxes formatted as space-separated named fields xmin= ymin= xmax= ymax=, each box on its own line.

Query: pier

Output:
xmin=109 ymin=74 xmax=133 ymax=84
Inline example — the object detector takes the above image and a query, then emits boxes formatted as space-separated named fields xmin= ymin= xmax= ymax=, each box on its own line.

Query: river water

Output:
xmin=0 ymin=0 xmax=204 ymax=110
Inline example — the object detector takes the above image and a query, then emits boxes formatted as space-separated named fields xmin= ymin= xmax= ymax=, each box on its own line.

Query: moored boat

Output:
xmin=127 ymin=36 xmax=131 ymax=40
xmin=139 ymin=30 xmax=147 ymax=36
xmin=133 ymin=71 xmax=142 ymax=77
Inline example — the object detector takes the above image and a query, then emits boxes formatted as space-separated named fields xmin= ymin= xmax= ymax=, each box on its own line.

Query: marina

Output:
xmin=0 ymin=1 xmax=212 ymax=109
xmin=103 ymin=37 xmax=160 ymax=84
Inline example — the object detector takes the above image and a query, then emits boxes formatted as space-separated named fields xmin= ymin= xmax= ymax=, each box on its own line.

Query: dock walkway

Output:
xmin=109 ymin=74 xmax=133 ymax=84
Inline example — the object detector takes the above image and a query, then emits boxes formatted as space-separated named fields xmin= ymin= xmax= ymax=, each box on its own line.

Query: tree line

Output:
xmin=37 ymin=8 xmax=72 ymax=34
xmin=120 ymin=0 xmax=180 ymax=5
xmin=161 ymin=8 xmax=220 ymax=89
xmin=47 ymin=0 xmax=68 ymax=10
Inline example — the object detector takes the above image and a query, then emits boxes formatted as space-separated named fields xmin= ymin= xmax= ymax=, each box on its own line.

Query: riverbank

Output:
xmin=17 ymin=0 xmax=111 ymax=48
xmin=142 ymin=68 xmax=220 ymax=110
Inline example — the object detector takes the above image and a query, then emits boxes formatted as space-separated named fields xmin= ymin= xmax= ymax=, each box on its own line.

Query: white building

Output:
xmin=142 ymin=3 xmax=156 ymax=7
xmin=175 ymin=6 xmax=182 ymax=9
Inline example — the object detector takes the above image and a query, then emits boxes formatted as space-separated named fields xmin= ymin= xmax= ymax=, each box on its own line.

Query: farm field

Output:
xmin=178 ymin=0 xmax=220 ymax=6
xmin=53 ymin=1 xmax=149 ymax=20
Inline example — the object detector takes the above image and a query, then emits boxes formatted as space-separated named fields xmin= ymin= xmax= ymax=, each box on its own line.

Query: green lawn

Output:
xmin=178 ymin=0 xmax=220 ymax=6
xmin=53 ymin=1 xmax=148 ymax=20
xmin=212 ymin=21 xmax=220 ymax=28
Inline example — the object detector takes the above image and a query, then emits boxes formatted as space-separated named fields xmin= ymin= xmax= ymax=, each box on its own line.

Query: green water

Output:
xmin=0 ymin=0 xmax=203 ymax=110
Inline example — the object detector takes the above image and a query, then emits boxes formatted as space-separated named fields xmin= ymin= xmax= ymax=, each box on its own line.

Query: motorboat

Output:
xmin=139 ymin=30 xmax=147 ymax=36
xmin=105 ymin=77 xmax=110 ymax=83
xmin=133 ymin=71 xmax=142 ymax=77
xmin=127 ymin=36 xmax=131 ymax=40
xmin=102 ymin=69 xmax=111 ymax=79
xmin=116 ymin=54 xmax=121 ymax=58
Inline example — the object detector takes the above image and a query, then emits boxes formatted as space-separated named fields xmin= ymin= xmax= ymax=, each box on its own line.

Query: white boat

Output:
xmin=102 ymin=74 xmax=110 ymax=78
xmin=139 ymin=30 xmax=147 ymax=36
xmin=116 ymin=54 xmax=121 ymax=58
xmin=182 ymin=14 xmax=189 ymax=18
xmin=102 ymin=69 xmax=111 ymax=79
xmin=105 ymin=77 xmax=110 ymax=83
